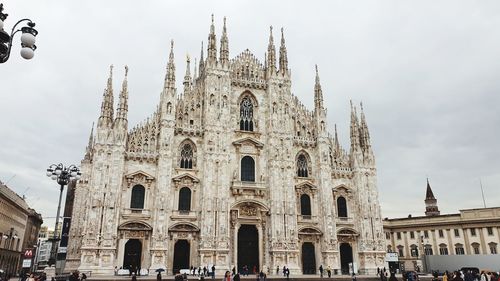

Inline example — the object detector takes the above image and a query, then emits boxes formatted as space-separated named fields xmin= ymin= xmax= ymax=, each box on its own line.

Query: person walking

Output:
xmin=276 ymin=266 xmax=279 ymax=276
xmin=389 ymin=271 xmax=398 ymax=281
xmin=327 ymin=266 xmax=332 ymax=278
xmin=157 ymin=271 xmax=162 ymax=281
xmin=320 ymin=265 xmax=324 ymax=278
xmin=211 ymin=265 xmax=216 ymax=279
xmin=286 ymin=267 xmax=290 ymax=280
xmin=131 ymin=273 xmax=137 ymax=281
xmin=224 ymin=271 xmax=231 ymax=281
xmin=481 ymin=271 xmax=489 ymax=281
xmin=234 ymin=272 xmax=241 ymax=281
xmin=283 ymin=266 xmax=286 ymax=277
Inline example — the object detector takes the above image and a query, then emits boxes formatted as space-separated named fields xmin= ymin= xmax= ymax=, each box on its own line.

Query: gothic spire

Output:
xmin=199 ymin=41 xmax=205 ymax=74
xmin=193 ymin=58 xmax=198 ymax=84
xmin=425 ymin=178 xmax=440 ymax=216
xmin=219 ymin=16 xmax=229 ymax=65
xmin=314 ymin=65 xmax=324 ymax=111
xmin=359 ymin=102 xmax=371 ymax=149
xmin=279 ymin=27 xmax=288 ymax=74
xmin=115 ymin=66 xmax=129 ymax=123
xmin=207 ymin=14 xmax=217 ymax=63
xmin=84 ymin=123 xmax=94 ymax=161
xmin=425 ymin=178 xmax=436 ymax=200
xmin=184 ymin=54 xmax=192 ymax=95
xmin=98 ymin=65 xmax=114 ymax=128
xmin=350 ymin=100 xmax=361 ymax=149
xmin=334 ymin=124 xmax=341 ymax=156
xmin=267 ymin=26 xmax=276 ymax=73
xmin=164 ymin=40 xmax=176 ymax=91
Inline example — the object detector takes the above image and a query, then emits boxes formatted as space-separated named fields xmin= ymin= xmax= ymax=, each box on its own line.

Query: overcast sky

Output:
xmin=1 ymin=1 xmax=500 ymax=229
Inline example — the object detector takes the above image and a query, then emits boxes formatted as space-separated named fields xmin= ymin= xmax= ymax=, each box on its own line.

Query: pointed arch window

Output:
xmin=178 ymin=187 xmax=192 ymax=212
xmin=241 ymin=156 xmax=255 ymax=182
xmin=180 ymin=143 xmax=194 ymax=169
xmin=300 ymin=194 xmax=312 ymax=217
xmin=240 ymin=96 xmax=254 ymax=131
xmin=130 ymin=185 xmax=145 ymax=209
xmin=297 ymin=154 xmax=309 ymax=177
xmin=337 ymin=196 xmax=348 ymax=218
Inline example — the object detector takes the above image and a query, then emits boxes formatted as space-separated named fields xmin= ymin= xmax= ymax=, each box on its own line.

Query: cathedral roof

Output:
xmin=230 ymin=49 xmax=266 ymax=89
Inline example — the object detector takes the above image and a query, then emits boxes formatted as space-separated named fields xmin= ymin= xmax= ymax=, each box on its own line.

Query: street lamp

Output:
xmin=0 ymin=3 xmax=38 ymax=63
xmin=45 ymin=164 xmax=81 ymax=274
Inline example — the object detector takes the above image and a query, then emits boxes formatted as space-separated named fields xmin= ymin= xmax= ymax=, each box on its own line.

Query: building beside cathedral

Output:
xmin=383 ymin=180 xmax=500 ymax=272
xmin=65 ymin=17 xmax=386 ymax=275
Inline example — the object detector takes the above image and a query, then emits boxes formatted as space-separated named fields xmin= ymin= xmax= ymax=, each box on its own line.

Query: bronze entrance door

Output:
xmin=301 ymin=242 xmax=316 ymax=274
xmin=173 ymin=239 xmax=190 ymax=274
xmin=237 ymin=224 xmax=259 ymax=274
xmin=123 ymin=239 xmax=142 ymax=271
xmin=340 ymin=243 xmax=353 ymax=274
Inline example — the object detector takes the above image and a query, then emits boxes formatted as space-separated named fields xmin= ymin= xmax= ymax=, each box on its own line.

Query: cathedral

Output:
xmin=65 ymin=16 xmax=386 ymax=275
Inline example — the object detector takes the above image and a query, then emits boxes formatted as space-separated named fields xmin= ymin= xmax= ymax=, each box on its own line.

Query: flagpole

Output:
xmin=480 ymin=179 xmax=486 ymax=208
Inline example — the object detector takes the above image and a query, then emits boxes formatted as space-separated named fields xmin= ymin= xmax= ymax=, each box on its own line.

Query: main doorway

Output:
xmin=123 ymin=239 xmax=142 ymax=271
xmin=237 ymin=224 xmax=259 ymax=274
xmin=340 ymin=243 xmax=353 ymax=274
xmin=301 ymin=242 xmax=317 ymax=274
xmin=173 ymin=240 xmax=190 ymax=274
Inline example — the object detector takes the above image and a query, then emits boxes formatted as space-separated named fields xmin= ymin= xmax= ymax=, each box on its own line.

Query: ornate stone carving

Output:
xmin=124 ymin=171 xmax=155 ymax=188
xmin=239 ymin=203 xmax=258 ymax=217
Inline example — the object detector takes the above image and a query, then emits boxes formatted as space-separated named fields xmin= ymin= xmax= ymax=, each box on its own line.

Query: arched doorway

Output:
xmin=238 ymin=224 xmax=259 ymax=273
xmin=173 ymin=240 xmax=190 ymax=274
xmin=340 ymin=243 xmax=353 ymax=274
xmin=123 ymin=239 xmax=142 ymax=271
xmin=302 ymin=242 xmax=316 ymax=274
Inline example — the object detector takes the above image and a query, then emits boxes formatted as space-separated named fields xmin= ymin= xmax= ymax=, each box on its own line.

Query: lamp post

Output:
xmin=2 ymin=227 xmax=18 ymax=276
xmin=45 ymin=164 xmax=81 ymax=274
xmin=420 ymin=236 xmax=427 ymax=274
xmin=0 ymin=3 xmax=38 ymax=63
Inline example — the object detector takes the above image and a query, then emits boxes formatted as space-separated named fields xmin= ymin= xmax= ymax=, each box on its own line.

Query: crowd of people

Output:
xmin=439 ymin=270 xmax=500 ymax=281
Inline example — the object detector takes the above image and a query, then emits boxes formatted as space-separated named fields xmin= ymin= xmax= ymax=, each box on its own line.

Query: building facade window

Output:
xmin=240 ymin=96 xmax=254 ymax=131
xmin=178 ymin=187 xmax=192 ymax=212
xmin=455 ymin=244 xmax=465 ymax=255
xmin=397 ymin=232 xmax=401 ymax=240
xmin=300 ymin=194 xmax=312 ymax=217
xmin=179 ymin=142 xmax=194 ymax=169
xmin=385 ymin=232 xmax=391 ymax=240
xmin=410 ymin=245 xmax=419 ymax=257
xmin=397 ymin=246 xmax=404 ymax=257
xmin=454 ymin=229 xmax=460 ymax=237
xmin=424 ymin=230 xmax=429 ymax=238
xmin=424 ymin=245 xmax=433 ymax=255
xmin=489 ymin=242 xmax=498 ymax=254
xmin=470 ymin=228 xmax=476 ymax=236
xmin=337 ymin=196 xmax=348 ymax=218
xmin=487 ymin=227 xmax=493 ymax=236
xmin=472 ymin=243 xmax=480 ymax=254
xmin=439 ymin=244 xmax=449 ymax=255
xmin=130 ymin=185 xmax=145 ymax=209
xmin=410 ymin=231 xmax=415 ymax=239
xmin=438 ymin=229 xmax=444 ymax=238
xmin=296 ymin=154 xmax=309 ymax=178
xmin=241 ymin=156 xmax=255 ymax=182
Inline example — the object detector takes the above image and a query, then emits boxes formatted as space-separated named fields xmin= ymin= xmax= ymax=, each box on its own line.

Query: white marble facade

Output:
xmin=65 ymin=17 xmax=386 ymax=275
